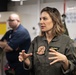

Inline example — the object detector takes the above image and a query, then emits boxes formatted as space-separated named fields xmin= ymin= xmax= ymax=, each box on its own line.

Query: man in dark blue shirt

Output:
xmin=0 ymin=13 xmax=31 ymax=75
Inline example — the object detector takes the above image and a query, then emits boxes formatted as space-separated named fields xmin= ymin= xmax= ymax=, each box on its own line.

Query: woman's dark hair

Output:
xmin=40 ymin=7 xmax=65 ymax=36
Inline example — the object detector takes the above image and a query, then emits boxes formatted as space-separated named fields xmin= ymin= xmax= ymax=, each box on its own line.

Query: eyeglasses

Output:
xmin=7 ymin=19 xmax=15 ymax=22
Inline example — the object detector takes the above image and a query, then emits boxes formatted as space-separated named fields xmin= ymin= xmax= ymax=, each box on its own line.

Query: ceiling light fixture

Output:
xmin=11 ymin=0 xmax=27 ymax=1
xmin=11 ymin=0 xmax=27 ymax=5
xmin=11 ymin=0 xmax=20 ymax=1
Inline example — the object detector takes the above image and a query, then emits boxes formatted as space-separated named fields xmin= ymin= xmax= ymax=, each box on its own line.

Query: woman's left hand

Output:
xmin=48 ymin=48 xmax=69 ymax=70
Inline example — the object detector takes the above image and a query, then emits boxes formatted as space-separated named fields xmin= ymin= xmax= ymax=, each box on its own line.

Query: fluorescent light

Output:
xmin=11 ymin=0 xmax=20 ymax=1
xmin=11 ymin=0 xmax=27 ymax=1
xmin=11 ymin=0 xmax=27 ymax=5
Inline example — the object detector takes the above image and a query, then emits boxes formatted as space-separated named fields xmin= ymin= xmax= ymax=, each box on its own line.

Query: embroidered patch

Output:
xmin=37 ymin=46 xmax=45 ymax=55
xmin=49 ymin=46 xmax=59 ymax=51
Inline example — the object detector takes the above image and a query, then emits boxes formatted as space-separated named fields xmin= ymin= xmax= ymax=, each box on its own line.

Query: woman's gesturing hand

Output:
xmin=48 ymin=48 xmax=69 ymax=70
xmin=18 ymin=50 xmax=32 ymax=62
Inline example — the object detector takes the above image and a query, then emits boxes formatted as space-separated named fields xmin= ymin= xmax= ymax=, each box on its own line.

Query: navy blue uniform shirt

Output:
xmin=1 ymin=24 xmax=31 ymax=75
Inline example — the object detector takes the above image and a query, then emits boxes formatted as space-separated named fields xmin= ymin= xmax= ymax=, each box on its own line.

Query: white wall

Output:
xmin=8 ymin=4 xmax=41 ymax=40
xmin=0 ymin=1 xmax=76 ymax=40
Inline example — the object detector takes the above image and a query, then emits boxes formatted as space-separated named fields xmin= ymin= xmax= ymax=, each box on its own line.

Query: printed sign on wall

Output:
xmin=65 ymin=7 xmax=76 ymax=40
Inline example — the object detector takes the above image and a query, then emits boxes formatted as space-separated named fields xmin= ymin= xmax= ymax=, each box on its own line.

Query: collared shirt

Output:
xmin=26 ymin=34 xmax=76 ymax=75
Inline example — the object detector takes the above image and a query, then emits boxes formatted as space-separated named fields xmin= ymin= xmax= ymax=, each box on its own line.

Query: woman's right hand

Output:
xmin=19 ymin=50 xmax=32 ymax=62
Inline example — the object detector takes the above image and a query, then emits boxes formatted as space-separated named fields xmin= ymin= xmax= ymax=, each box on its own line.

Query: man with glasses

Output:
xmin=0 ymin=13 xmax=31 ymax=75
